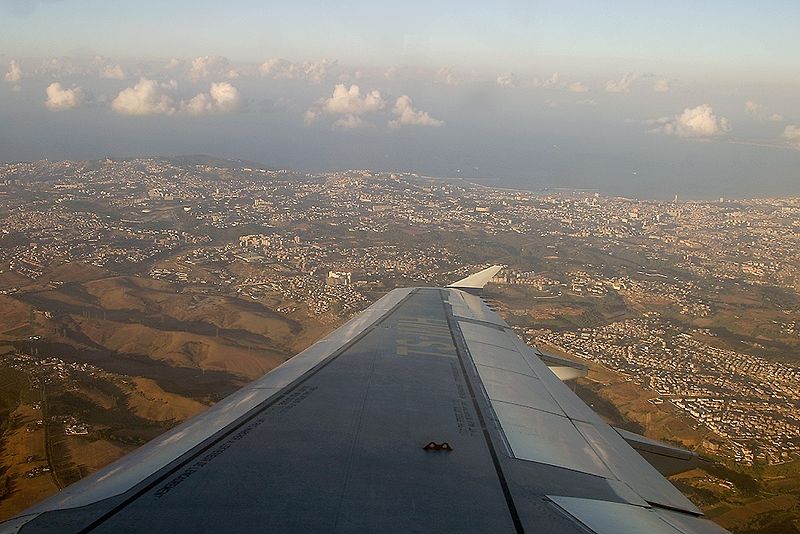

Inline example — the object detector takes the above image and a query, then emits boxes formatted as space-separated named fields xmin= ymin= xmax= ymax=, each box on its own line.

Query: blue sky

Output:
xmin=1 ymin=0 xmax=799 ymax=198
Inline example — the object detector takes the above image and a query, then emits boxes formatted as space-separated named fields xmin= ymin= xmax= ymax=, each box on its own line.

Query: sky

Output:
xmin=1 ymin=0 xmax=799 ymax=198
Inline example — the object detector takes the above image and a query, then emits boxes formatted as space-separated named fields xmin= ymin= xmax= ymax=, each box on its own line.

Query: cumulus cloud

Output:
xmin=35 ymin=56 xmax=80 ymax=78
xmin=302 ymin=60 xmax=336 ymax=84
xmin=4 ymin=59 xmax=22 ymax=82
xmin=496 ymin=73 xmax=517 ymax=88
xmin=653 ymin=78 xmax=670 ymax=92
xmin=647 ymin=104 xmax=730 ymax=137
xmin=306 ymin=88 xmax=442 ymax=129
xmin=334 ymin=114 xmax=364 ymax=129
xmin=533 ymin=72 xmax=588 ymax=93
xmin=208 ymin=82 xmax=240 ymax=112
xmin=744 ymin=100 xmax=766 ymax=115
xmin=783 ymin=125 xmax=800 ymax=149
xmin=745 ymin=100 xmax=783 ymax=122
xmin=383 ymin=65 xmax=405 ymax=80
xmin=259 ymin=58 xmax=290 ymax=77
xmin=100 ymin=64 xmax=125 ymax=80
xmin=182 ymin=82 xmax=241 ymax=115
xmin=111 ymin=78 xmax=241 ymax=116
xmin=388 ymin=95 xmax=443 ymax=128
xmin=567 ymin=81 xmax=588 ymax=93
xmin=111 ymin=78 xmax=178 ymax=115
xmin=325 ymin=84 xmax=384 ymax=115
xmin=435 ymin=67 xmax=461 ymax=86
xmin=606 ymin=72 xmax=638 ymax=93
xmin=91 ymin=55 xmax=126 ymax=80
xmin=260 ymin=58 xmax=336 ymax=83
xmin=303 ymin=109 xmax=319 ymax=125
xmin=190 ymin=56 xmax=231 ymax=80
xmin=541 ymin=72 xmax=561 ymax=87
xmin=323 ymin=84 xmax=384 ymax=115
xmin=44 ymin=82 xmax=85 ymax=111
xmin=304 ymin=84 xmax=385 ymax=127
xmin=337 ymin=69 xmax=364 ymax=83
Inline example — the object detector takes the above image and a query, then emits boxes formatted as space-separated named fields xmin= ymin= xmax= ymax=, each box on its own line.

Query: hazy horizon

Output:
xmin=2 ymin=0 xmax=799 ymax=199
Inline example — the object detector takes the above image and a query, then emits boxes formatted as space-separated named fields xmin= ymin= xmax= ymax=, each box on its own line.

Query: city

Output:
xmin=0 ymin=157 xmax=798 ymax=532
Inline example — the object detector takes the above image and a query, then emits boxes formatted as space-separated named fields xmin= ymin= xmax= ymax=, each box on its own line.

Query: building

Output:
xmin=327 ymin=271 xmax=352 ymax=287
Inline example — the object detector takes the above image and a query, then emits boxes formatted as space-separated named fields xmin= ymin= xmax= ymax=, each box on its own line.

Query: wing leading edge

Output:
xmin=2 ymin=285 xmax=728 ymax=534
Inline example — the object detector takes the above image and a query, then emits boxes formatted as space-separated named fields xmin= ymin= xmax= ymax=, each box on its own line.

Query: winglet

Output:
xmin=448 ymin=265 xmax=503 ymax=295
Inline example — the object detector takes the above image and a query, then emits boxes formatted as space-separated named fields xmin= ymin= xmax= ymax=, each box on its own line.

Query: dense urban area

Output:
xmin=0 ymin=157 xmax=798 ymax=533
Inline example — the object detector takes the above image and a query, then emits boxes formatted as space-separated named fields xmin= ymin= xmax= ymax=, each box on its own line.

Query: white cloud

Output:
xmin=388 ymin=95 xmax=443 ymax=128
xmin=36 ymin=56 xmax=80 ymax=78
xmin=783 ymin=125 xmax=800 ymax=149
xmin=44 ymin=82 xmax=85 ymax=111
xmin=304 ymin=84 xmax=385 ymax=127
xmin=744 ymin=100 xmax=766 ymax=115
xmin=653 ymin=79 xmax=670 ymax=92
xmin=745 ymin=100 xmax=783 ymax=122
xmin=436 ymin=67 xmax=461 ymax=86
xmin=337 ymin=69 xmax=363 ymax=83
xmin=190 ymin=56 xmax=230 ymax=80
xmin=182 ymin=82 xmax=241 ymax=115
xmin=383 ymin=65 xmax=413 ymax=81
xmin=606 ymin=72 xmax=638 ymax=93
xmin=496 ymin=73 xmax=517 ymax=88
xmin=208 ymin=82 xmax=240 ymax=112
xmin=111 ymin=78 xmax=178 ymax=115
xmin=303 ymin=60 xmax=336 ymax=83
xmin=540 ymin=72 xmax=561 ymax=87
xmin=260 ymin=58 xmax=336 ymax=83
xmin=100 ymin=64 xmax=125 ymax=80
xmin=322 ymin=84 xmax=385 ymax=115
xmin=111 ymin=78 xmax=241 ymax=116
xmin=4 ymin=59 xmax=22 ymax=82
xmin=303 ymin=109 xmax=319 ymax=125
xmin=533 ymin=72 xmax=589 ymax=93
xmin=546 ymin=72 xmax=560 ymax=86
xmin=182 ymin=94 xmax=214 ymax=115
xmin=333 ymin=114 xmax=364 ymax=129
xmin=92 ymin=56 xmax=126 ymax=80
xmin=260 ymin=58 xmax=290 ymax=77
xmin=306 ymin=86 xmax=442 ymax=129
xmin=533 ymin=72 xmax=588 ymax=93
xmin=567 ymin=81 xmax=588 ymax=93
xmin=648 ymin=104 xmax=730 ymax=137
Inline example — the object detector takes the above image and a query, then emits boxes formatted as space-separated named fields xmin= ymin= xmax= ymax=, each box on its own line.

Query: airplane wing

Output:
xmin=448 ymin=264 xmax=504 ymax=294
xmin=2 ymin=280 xmax=729 ymax=532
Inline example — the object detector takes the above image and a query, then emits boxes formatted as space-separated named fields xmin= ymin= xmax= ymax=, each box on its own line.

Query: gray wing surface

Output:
xmin=2 ymin=287 xmax=729 ymax=533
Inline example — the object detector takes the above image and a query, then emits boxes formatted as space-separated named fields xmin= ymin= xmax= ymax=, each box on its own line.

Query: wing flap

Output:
xmin=614 ymin=427 xmax=700 ymax=476
xmin=453 ymin=293 xmax=702 ymax=515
